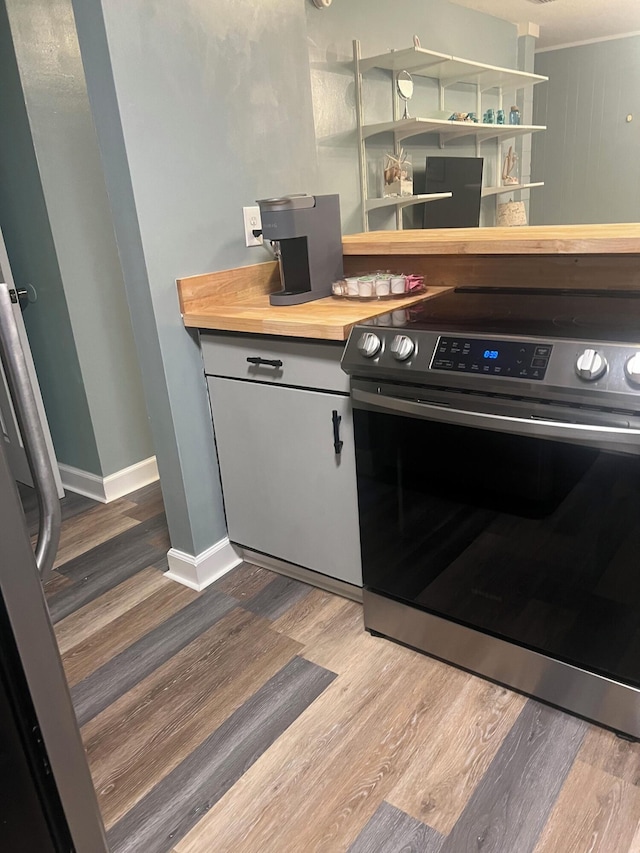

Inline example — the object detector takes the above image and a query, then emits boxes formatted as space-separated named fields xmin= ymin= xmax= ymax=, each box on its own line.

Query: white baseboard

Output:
xmin=58 ymin=464 xmax=105 ymax=502
xmin=58 ymin=456 xmax=159 ymax=503
xmin=165 ymin=537 xmax=242 ymax=591
xmin=103 ymin=456 xmax=159 ymax=502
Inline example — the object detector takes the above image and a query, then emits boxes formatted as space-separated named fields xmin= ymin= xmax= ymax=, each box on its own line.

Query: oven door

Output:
xmin=352 ymin=378 xmax=640 ymax=689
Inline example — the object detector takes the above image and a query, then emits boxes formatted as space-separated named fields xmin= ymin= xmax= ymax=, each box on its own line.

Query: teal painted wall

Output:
xmin=71 ymin=0 xmax=517 ymax=556
xmin=3 ymin=0 xmax=154 ymax=478
xmin=0 ymin=0 xmax=101 ymax=473
xmin=531 ymin=35 xmax=640 ymax=225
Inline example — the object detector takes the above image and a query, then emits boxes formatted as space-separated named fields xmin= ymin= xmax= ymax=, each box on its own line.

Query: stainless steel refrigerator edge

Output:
xmin=0 ymin=440 xmax=109 ymax=851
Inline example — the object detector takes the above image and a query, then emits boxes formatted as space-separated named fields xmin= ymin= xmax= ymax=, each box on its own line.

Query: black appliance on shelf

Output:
xmin=423 ymin=156 xmax=483 ymax=229
xmin=342 ymin=287 xmax=640 ymax=739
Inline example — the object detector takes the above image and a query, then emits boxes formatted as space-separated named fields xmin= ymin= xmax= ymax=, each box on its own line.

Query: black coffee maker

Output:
xmin=257 ymin=194 xmax=343 ymax=306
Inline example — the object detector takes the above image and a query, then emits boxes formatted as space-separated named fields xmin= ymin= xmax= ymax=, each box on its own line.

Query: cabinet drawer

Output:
xmin=200 ymin=333 xmax=348 ymax=393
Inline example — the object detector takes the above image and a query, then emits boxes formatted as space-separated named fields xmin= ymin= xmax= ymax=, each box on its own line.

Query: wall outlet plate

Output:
xmin=243 ymin=206 xmax=263 ymax=247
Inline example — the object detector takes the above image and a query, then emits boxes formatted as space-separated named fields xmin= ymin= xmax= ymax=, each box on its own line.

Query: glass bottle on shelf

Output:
xmin=509 ymin=106 xmax=521 ymax=125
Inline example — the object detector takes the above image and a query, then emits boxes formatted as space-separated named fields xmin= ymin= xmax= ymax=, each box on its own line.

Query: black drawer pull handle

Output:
xmin=332 ymin=410 xmax=343 ymax=455
xmin=246 ymin=357 xmax=283 ymax=368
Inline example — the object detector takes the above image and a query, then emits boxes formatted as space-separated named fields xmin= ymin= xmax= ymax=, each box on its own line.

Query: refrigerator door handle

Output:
xmin=0 ymin=284 xmax=61 ymax=581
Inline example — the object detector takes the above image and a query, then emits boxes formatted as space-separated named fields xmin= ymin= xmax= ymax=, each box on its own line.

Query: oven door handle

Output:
xmin=351 ymin=387 xmax=640 ymax=451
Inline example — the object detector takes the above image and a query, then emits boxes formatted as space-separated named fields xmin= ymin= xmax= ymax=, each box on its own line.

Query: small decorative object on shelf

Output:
xmin=448 ymin=112 xmax=476 ymax=123
xmin=396 ymin=70 xmax=414 ymax=119
xmin=483 ymin=108 xmax=495 ymax=124
xmin=332 ymin=272 xmax=425 ymax=300
xmin=502 ymin=145 xmax=519 ymax=185
xmin=383 ymin=149 xmax=413 ymax=197
xmin=497 ymin=200 xmax=527 ymax=226
xmin=497 ymin=109 xmax=506 ymax=125
xmin=509 ymin=105 xmax=521 ymax=125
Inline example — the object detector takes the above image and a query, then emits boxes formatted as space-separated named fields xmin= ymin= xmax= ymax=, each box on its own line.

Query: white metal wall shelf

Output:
xmin=358 ymin=46 xmax=547 ymax=91
xmin=362 ymin=118 xmax=546 ymax=144
xmin=353 ymin=40 xmax=548 ymax=230
xmin=481 ymin=181 xmax=545 ymax=198
xmin=366 ymin=192 xmax=452 ymax=212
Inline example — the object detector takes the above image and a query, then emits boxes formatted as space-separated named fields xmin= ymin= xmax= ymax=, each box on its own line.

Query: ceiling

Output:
xmin=448 ymin=0 xmax=640 ymax=50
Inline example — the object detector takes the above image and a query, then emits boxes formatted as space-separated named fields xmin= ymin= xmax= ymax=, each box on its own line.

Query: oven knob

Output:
xmin=390 ymin=334 xmax=415 ymax=361
xmin=625 ymin=352 xmax=640 ymax=386
xmin=357 ymin=331 xmax=381 ymax=358
xmin=576 ymin=349 xmax=607 ymax=381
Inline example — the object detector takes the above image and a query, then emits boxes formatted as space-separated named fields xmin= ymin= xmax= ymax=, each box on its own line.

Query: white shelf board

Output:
xmin=359 ymin=47 xmax=547 ymax=90
xmin=362 ymin=117 xmax=546 ymax=144
xmin=481 ymin=182 xmax=544 ymax=198
xmin=359 ymin=46 xmax=452 ymax=75
xmin=366 ymin=193 xmax=452 ymax=212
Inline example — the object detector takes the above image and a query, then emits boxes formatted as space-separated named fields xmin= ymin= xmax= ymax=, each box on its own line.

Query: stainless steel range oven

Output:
xmin=342 ymin=287 xmax=640 ymax=738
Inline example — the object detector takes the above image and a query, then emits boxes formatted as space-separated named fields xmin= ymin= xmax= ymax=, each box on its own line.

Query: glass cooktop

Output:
xmin=403 ymin=287 xmax=640 ymax=343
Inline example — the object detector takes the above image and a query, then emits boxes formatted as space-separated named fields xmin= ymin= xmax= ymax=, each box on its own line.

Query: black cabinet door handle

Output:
xmin=246 ymin=357 xmax=283 ymax=368
xmin=332 ymin=410 xmax=343 ymax=455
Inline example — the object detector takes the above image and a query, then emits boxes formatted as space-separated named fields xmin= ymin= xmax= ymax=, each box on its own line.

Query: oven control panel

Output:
xmin=431 ymin=337 xmax=553 ymax=381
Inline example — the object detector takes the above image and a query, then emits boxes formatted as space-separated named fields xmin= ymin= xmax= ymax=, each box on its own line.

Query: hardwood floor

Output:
xmin=21 ymin=482 xmax=640 ymax=852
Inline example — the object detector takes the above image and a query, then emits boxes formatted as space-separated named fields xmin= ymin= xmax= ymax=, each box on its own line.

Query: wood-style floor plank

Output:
xmin=107 ymin=656 xmax=336 ymax=853
xmin=83 ymin=608 xmax=303 ymax=829
xmin=244 ymin=573 xmax=313 ymax=621
xmin=533 ymin=759 xmax=640 ymax=853
xmin=439 ymin=700 xmax=587 ymax=853
xmin=212 ymin=561 xmax=273 ymax=601
xmin=53 ymin=567 xmax=169 ymax=656
xmin=50 ymin=500 xmax=139 ymax=568
xmin=123 ymin=490 xmax=166 ymax=522
xmin=174 ymin=636 xmax=464 ymax=853
xmin=43 ymin=570 xmax=73 ymax=597
xmin=61 ymin=580 xmax=198 ymax=686
xmin=124 ymin=481 xmax=162 ymax=506
xmin=628 ymin=822 xmax=640 ymax=853
xmin=272 ymin=586 xmax=352 ymax=645
xmin=71 ymin=585 xmax=236 ymax=726
xmin=578 ymin=724 xmax=640 ymax=786
xmin=23 ymin=482 xmax=640 ymax=853
xmin=296 ymin=596 xmax=371 ymax=674
xmin=387 ymin=678 xmax=526 ymax=834
xmin=348 ymin=801 xmax=444 ymax=853
xmin=19 ymin=483 xmax=98 ymax=536
xmin=48 ymin=513 xmax=169 ymax=622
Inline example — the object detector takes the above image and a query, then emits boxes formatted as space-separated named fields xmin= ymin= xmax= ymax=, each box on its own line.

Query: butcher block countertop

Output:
xmin=178 ymin=224 xmax=640 ymax=342
xmin=178 ymin=261 xmax=450 ymax=342
xmin=342 ymin=224 xmax=640 ymax=256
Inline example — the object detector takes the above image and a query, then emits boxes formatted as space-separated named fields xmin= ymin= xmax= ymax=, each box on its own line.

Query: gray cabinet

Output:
xmin=204 ymin=334 xmax=362 ymax=588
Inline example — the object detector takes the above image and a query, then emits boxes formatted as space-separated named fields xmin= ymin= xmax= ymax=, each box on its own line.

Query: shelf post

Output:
xmin=353 ymin=39 xmax=369 ymax=232
xmin=392 ymin=75 xmax=403 ymax=230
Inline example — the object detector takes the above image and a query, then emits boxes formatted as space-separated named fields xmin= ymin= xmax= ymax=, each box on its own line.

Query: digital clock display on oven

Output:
xmin=431 ymin=337 xmax=553 ymax=380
